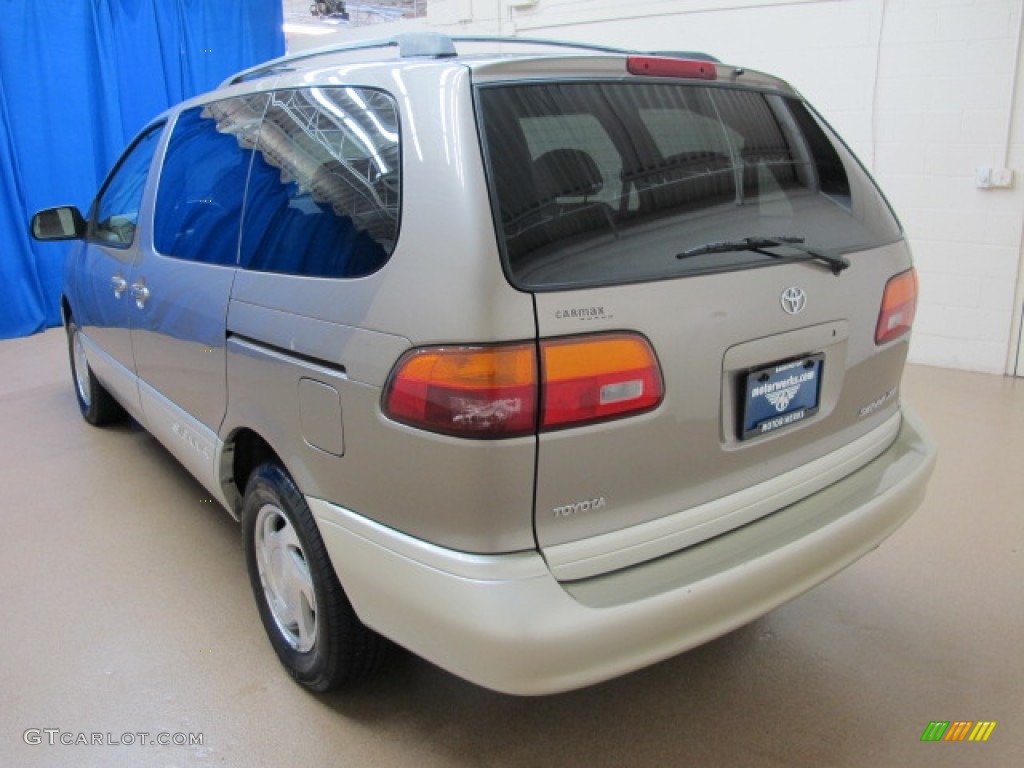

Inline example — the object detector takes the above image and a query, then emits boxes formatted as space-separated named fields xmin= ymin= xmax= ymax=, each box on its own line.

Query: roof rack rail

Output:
xmin=649 ymin=50 xmax=721 ymax=63
xmin=224 ymin=32 xmax=719 ymax=86
xmin=225 ymin=32 xmax=458 ymax=85
xmin=447 ymin=35 xmax=635 ymax=56
xmin=449 ymin=36 xmax=720 ymax=62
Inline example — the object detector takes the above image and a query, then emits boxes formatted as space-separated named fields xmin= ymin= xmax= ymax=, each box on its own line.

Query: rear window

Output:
xmin=478 ymin=82 xmax=902 ymax=290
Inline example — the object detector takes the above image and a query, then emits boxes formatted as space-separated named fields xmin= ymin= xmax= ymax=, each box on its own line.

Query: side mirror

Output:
xmin=30 ymin=206 xmax=87 ymax=241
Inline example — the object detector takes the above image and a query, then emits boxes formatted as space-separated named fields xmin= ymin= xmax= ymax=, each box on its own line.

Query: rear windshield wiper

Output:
xmin=677 ymin=236 xmax=850 ymax=275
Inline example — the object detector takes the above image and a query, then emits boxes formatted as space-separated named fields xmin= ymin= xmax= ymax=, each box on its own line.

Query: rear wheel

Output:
xmin=67 ymin=321 xmax=126 ymax=426
xmin=241 ymin=463 xmax=389 ymax=691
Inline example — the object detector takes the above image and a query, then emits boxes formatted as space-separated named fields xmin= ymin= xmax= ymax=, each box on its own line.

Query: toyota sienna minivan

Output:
xmin=31 ymin=33 xmax=936 ymax=695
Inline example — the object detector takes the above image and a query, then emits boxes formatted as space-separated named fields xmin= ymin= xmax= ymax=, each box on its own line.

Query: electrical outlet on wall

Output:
xmin=976 ymin=167 xmax=1015 ymax=189
xmin=991 ymin=168 xmax=1014 ymax=188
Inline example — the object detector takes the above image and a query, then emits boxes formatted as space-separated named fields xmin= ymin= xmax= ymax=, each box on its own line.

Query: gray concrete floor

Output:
xmin=1 ymin=328 xmax=1021 ymax=767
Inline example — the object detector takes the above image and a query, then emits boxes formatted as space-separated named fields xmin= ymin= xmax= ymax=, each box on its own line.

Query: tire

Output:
xmin=241 ymin=463 xmax=389 ymax=691
xmin=67 ymin=321 xmax=126 ymax=426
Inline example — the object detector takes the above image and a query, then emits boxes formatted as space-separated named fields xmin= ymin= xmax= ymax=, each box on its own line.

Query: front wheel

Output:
xmin=67 ymin=321 xmax=125 ymax=426
xmin=241 ymin=463 xmax=389 ymax=691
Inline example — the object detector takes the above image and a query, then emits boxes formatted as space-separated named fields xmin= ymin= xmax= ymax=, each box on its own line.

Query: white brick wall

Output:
xmin=870 ymin=0 xmax=1024 ymax=375
xmin=289 ymin=0 xmax=1024 ymax=375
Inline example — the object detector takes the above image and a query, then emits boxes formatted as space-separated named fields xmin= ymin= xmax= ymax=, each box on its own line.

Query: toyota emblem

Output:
xmin=781 ymin=287 xmax=807 ymax=315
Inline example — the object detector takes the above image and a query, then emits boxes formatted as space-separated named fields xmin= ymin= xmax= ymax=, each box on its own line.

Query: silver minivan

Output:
xmin=32 ymin=33 xmax=936 ymax=695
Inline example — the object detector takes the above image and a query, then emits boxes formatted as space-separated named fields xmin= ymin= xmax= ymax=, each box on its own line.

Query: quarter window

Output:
xmin=238 ymin=87 xmax=400 ymax=278
xmin=89 ymin=125 xmax=163 ymax=246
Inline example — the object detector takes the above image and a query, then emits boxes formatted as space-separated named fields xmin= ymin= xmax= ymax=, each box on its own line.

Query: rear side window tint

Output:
xmin=640 ymin=107 xmax=737 ymax=158
xmin=238 ymin=87 xmax=400 ymax=278
xmin=520 ymin=114 xmax=624 ymax=208
xmin=153 ymin=98 xmax=263 ymax=265
xmin=478 ymin=82 xmax=902 ymax=290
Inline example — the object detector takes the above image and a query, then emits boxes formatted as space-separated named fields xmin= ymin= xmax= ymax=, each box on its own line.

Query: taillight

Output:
xmin=626 ymin=56 xmax=717 ymax=80
xmin=382 ymin=333 xmax=664 ymax=438
xmin=382 ymin=345 xmax=537 ymax=438
xmin=875 ymin=268 xmax=918 ymax=345
xmin=541 ymin=334 xmax=663 ymax=429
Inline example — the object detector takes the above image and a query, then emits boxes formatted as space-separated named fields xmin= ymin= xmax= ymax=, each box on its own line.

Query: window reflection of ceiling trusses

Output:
xmin=283 ymin=0 xmax=426 ymax=28
xmin=205 ymin=89 xmax=400 ymax=244
xmin=263 ymin=88 xmax=399 ymax=234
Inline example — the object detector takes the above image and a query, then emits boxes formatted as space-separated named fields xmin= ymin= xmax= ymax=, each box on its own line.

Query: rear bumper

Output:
xmin=311 ymin=405 xmax=936 ymax=695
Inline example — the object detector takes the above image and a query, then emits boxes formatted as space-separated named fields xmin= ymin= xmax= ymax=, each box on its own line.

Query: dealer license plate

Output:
xmin=742 ymin=354 xmax=824 ymax=439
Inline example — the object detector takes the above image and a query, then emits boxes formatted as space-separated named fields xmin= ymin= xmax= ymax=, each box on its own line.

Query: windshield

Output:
xmin=477 ymin=81 xmax=902 ymax=290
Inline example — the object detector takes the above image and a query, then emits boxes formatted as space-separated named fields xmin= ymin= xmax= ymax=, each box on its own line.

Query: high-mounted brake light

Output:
xmin=875 ymin=268 xmax=918 ymax=345
xmin=382 ymin=333 xmax=664 ymax=438
xmin=627 ymin=56 xmax=717 ymax=80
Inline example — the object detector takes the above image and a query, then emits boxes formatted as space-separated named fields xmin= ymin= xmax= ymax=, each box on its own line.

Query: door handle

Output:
xmin=131 ymin=281 xmax=150 ymax=309
xmin=111 ymin=274 xmax=127 ymax=298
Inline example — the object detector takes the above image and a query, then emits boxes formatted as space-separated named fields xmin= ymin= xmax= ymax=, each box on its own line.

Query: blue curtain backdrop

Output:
xmin=0 ymin=0 xmax=284 ymax=339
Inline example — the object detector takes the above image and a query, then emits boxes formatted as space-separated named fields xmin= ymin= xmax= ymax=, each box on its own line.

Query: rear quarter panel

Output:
xmin=221 ymin=62 xmax=539 ymax=553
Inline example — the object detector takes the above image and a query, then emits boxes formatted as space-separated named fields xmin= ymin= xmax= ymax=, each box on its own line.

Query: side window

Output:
xmin=712 ymin=89 xmax=798 ymax=194
xmin=785 ymin=98 xmax=852 ymax=205
xmin=520 ymin=114 xmax=622 ymax=206
xmin=89 ymin=125 xmax=163 ymax=246
xmin=239 ymin=87 xmax=400 ymax=278
xmin=153 ymin=96 xmax=267 ymax=265
xmin=638 ymin=108 xmax=740 ymax=158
